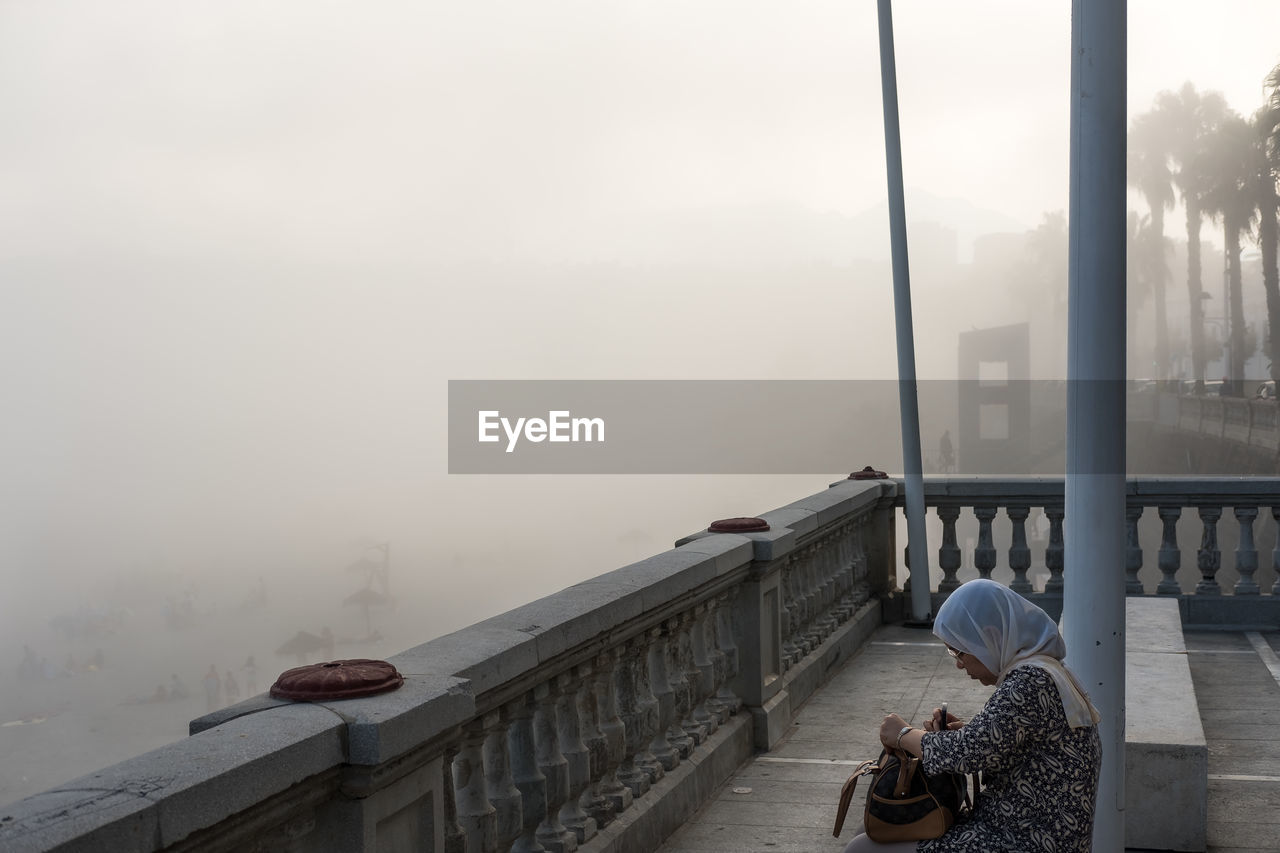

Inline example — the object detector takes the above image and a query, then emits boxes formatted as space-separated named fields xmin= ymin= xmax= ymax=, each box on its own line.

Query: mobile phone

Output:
xmin=938 ymin=702 xmax=948 ymax=731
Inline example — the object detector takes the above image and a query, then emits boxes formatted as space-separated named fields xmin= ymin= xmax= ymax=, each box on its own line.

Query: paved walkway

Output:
xmin=657 ymin=625 xmax=1280 ymax=853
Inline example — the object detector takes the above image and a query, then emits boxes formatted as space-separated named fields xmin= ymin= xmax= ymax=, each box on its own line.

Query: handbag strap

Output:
xmin=833 ymin=759 xmax=879 ymax=837
xmin=893 ymin=751 xmax=919 ymax=799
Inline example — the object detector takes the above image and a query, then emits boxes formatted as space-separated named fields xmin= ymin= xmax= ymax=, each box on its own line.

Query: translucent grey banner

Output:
xmin=448 ymin=379 xmax=1158 ymax=475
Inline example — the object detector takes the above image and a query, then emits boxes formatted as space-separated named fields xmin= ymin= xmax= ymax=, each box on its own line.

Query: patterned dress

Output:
xmin=916 ymin=665 xmax=1102 ymax=852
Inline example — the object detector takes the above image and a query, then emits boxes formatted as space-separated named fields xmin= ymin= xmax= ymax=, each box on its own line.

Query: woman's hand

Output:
xmin=879 ymin=713 xmax=908 ymax=749
xmin=923 ymin=707 xmax=965 ymax=732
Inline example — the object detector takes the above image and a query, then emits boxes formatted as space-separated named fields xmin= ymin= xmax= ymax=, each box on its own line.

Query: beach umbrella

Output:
xmin=275 ymin=630 xmax=326 ymax=664
xmin=343 ymin=587 xmax=389 ymax=635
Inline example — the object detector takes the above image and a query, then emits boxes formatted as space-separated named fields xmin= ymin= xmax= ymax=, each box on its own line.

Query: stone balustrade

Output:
xmin=7 ymin=469 xmax=1272 ymax=851
xmin=0 ymin=480 xmax=894 ymax=853
xmin=898 ymin=476 xmax=1280 ymax=626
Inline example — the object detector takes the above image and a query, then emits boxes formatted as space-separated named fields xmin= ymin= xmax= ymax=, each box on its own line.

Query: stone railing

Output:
xmin=1127 ymin=388 xmax=1280 ymax=465
xmin=0 ymin=479 xmax=896 ymax=853
xmin=896 ymin=476 xmax=1280 ymax=626
xmin=1173 ymin=394 xmax=1280 ymax=453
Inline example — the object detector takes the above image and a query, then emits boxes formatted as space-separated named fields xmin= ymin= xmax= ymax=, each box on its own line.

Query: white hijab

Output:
xmin=933 ymin=579 xmax=1101 ymax=729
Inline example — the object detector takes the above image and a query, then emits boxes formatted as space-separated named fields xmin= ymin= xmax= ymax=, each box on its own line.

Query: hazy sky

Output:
xmin=2 ymin=2 xmax=1279 ymax=651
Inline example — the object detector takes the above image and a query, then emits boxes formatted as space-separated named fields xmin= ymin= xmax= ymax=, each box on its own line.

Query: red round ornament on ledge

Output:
xmin=708 ymin=517 xmax=770 ymax=533
xmin=269 ymin=659 xmax=404 ymax=701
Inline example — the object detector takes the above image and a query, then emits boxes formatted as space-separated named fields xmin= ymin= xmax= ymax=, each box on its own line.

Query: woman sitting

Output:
xmin=841 ymin=579 xmax=1102 ymax=852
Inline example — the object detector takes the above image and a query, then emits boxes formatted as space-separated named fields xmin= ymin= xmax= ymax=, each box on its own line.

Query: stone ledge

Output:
xmin=1124 ymin=597 xmax=1207 ymax=853
xmin=0 ymin=703 xmax=346 ymax=852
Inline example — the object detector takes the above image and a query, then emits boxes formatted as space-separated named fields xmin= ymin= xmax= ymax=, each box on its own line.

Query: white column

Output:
xmin=1063 ymin=1 xmax=1127 ymax=850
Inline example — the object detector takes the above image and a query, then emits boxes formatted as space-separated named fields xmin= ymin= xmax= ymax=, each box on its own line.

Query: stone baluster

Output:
xmin=485 ymin=705 xmax=524 ymax=853
xmin=816 ymin=539 xmax=835 ymax=636
xmin=678 ymin=609 xmax=714 ymax=743
xmin=974 ymin=506 xmax=997 ymax=581
xmin=1007 ymin=504 xmax=1032 ymax=593
xmin=508 ymin=694 xmax=546 ymax=853
xmin=454 ymin=718 xmax=497 ymax=853
xmin=1124 ymin=505 xmax=1145 ymax=594
xmin=1156 ymin=506 xmax=1182 ymax=594
xmin=646 ymin=627 xmax=680 ymax=771
xmin=661 ymin=619 xmax=695 ymax=759
xmin=1043 ymin=506 xmax=1065 ymax=593
xmin=592 ymin=650 xmax=632 ymax=820
xmin=937 ymin=505 xmax=962 ymax=592
xmin=691 ymin=603 xmax=725 ymax=729
xmin=533 ymin=680 xmax=576 ymax=853
xmin=556 ymin=669 xmax=597 ymax=845
xmin=713 ymin=593 xmax=743 ymax=715
xmin=1272 ymin=507 xmax=1280 ymax=596
xmin=1194 ymin=506 xmax=1223 ymax=595
xmin=834 ymin=523 xmax=856 ymax=619
xmin=799 ymin=545 xmax=819 ymax=645
xmin=808 ymin=544 xmax=826 ymax=636
xmin=612 ymin=640 xmax=653 ymax=798
xmin=780 ymin=560 xmax=803 ymax=667
xmin=790 ymin=549 xmax=812 ymax=652
xmin=444 ymin=743 xmax=466 ymax=853
xmin=851 ymin=520 xmax=871 ymax=604
xmin=778 ymin=558 xmax=798 ymax=666
xmin=572 ymin=665 xmax=610 ymax=833
xmin=1233 ymin=506 xmax=1260 ymax=595
xmin=816 ymin=535 xmax=840 ymax=633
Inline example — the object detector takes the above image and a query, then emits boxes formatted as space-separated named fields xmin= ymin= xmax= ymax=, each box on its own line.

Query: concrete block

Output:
xmin=320 ymin=675 xmax=474 ymax=765
xmin=671 ymin=535 xmax=756 ymax=576
xmin=153 ymin=704 xmax=347 ymax=846
xmin=1124 ymin=596 xmax=1207 ymax=853
xmin=599 ymin=549 xmax=720 ymax=612
xmin=0 ymin=703 xmax=348 ymax=851
xmin=1127 ymin=596 xmax=1186 ymax=653
xmin=685 ymin=524 xmax=798 ymax=564
xmin=0 ymin=787 xmax=160 ymax=853
xmin=390 ymin=625 xmax=539 ymax=694
xmin=757 ymin=507 xmax=817 ymax=538
xmin=189 ymin=693 xmax=291 ymax=735
xmin=751 ymin=689 xmax=793 ymax=751
xmin=485 ymin=589 xmax=636 ymax=663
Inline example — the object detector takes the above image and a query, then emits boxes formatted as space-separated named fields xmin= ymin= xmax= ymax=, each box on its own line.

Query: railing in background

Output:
xmin=894 ymin=477 xmax=1280 ymax=625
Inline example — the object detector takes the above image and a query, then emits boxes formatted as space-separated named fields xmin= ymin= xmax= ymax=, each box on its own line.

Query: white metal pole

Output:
xmin=1064 ymin=1 xmax=1127 ymax=849
xmin=875 ymin=0 xmax=931 ymax=623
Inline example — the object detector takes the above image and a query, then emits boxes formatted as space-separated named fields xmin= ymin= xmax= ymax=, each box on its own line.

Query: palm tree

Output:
xmin=1157 ymin=82 xmax=1230 ymax=386
xmin=1128 ymin=110 xmax=1175 ymax=380
xmin=1201 ymin=111 xmax=1257 ymax=395
xmin=1126 ymin=211 xmax=1165 ymax=377
xmin=1259 ymin=64 xmax=1280 ymax=383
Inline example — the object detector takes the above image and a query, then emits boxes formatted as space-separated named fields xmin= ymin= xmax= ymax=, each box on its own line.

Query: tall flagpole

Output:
xmin=876 ymin=0 xmax=931 ymax=623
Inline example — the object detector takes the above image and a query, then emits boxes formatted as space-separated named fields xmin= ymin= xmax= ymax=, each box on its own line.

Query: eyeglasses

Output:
xmin=944 ymin=646 xmax=966 ymax=661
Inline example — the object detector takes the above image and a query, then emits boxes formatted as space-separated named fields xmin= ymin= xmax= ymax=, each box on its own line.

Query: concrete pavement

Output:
xmin=657 ymin=624 xmax=1280 ymax=853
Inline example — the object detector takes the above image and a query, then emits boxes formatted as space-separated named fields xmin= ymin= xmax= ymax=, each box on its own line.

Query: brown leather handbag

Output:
xmin=832 ymin=747 xmax=971 ymax=842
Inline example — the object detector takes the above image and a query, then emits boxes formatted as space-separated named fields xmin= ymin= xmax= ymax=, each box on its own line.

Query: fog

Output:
xmin=2 ymin=1 xmax=1278 ymax=804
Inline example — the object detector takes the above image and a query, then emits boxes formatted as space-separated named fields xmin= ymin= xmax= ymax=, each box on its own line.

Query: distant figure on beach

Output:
xmin=170 ymin=673 xmax=190 ymax=700
xmin=19 ymin=644 xmax=39 ymax=680
xmin=203 ymin=665 xmax=222 ymax=711
xmin=241 ymin=656 xmax=258 ymax=696
xmin=939 ymin=429 xmax=955 ymax=474
xmin=224 ymin=669 xmax=240 ymax=705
